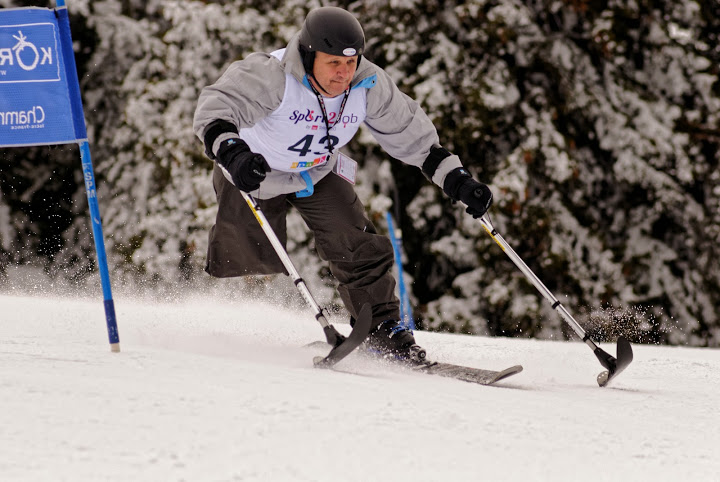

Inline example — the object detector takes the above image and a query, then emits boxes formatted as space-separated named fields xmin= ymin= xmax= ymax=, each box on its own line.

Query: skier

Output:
xmin=193 ymin=6 xmax=492 ymax=360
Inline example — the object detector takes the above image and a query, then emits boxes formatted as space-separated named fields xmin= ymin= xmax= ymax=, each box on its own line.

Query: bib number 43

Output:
xmin=288 ymin=134 xmax=339 ymax=156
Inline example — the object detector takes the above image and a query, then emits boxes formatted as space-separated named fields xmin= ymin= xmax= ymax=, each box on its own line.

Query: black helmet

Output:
xmin=298 ymin=7 xmax=365 ymax=74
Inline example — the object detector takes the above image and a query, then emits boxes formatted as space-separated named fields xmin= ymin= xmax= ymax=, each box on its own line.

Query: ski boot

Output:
xmin=365 ymin=320 xmax=427 ymax=364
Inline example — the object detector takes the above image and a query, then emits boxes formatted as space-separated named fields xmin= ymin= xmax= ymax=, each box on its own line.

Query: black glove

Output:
xmin=443 ymin=167 xmax=493 ymax=218
xmin=215 ymin=138 xmax=271 ymax=192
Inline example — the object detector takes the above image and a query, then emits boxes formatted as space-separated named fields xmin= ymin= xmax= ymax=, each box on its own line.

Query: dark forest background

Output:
xmin=1 ymin=0 xmax=719 ymax=346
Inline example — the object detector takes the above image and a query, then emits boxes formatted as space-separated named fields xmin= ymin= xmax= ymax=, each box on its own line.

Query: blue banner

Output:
xmin=0 ymin=7 xmax=85 ymax=147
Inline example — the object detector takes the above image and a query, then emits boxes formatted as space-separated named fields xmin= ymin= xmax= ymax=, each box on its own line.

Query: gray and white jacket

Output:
xmin=193 ymin=34 xmax=462 ymax=199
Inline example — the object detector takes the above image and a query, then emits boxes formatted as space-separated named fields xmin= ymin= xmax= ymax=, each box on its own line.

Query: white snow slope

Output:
xmin=1 ymin=293 xmax=719 ymax=482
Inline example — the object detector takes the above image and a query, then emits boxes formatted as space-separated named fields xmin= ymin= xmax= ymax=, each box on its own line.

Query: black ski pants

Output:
xmin=206 ymin=165 xmax=400 ymax=328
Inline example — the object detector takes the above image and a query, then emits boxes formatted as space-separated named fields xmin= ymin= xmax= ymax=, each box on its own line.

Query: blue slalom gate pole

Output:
xmin=386 ymin=212 xmax=416 ymax=330
xmin=56 ymin=1 xmax=121 ymax=351
xmin=79 ymin=141 xmax=120 ymax=351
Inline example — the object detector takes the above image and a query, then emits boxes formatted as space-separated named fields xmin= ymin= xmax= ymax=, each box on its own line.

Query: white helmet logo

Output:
xmin=343 ymin=48 xmax=357 ymax=56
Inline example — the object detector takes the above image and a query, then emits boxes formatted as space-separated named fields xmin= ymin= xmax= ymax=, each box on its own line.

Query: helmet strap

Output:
xmin=299 ymin=47 xmax=315 ymax=76
xmin=309 ymin=72 xmax=334 ymax=97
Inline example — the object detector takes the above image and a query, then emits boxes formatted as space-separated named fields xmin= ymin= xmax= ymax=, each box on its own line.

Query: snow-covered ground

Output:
xmin=1 ymin=292 xmax=719 ymax=481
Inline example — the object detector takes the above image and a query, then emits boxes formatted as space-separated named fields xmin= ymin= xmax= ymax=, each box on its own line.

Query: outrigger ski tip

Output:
xmin=314 ymin=304 xmax=373 ymax=368
xmin=594 ymin=336 xmax=634 ymax=387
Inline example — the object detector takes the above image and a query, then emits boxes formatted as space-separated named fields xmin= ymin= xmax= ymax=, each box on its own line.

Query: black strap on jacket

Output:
xmin=306 ymin=81 xmax=350 ymax=154
xmin=203 ymin=119 xmax=238 ymax=160
xmin=422 ymin=145 xmax=452 ymax=180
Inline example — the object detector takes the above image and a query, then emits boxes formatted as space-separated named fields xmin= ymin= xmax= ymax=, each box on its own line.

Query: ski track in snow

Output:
xmin=1 ymin=293 xmax=719 ymax=482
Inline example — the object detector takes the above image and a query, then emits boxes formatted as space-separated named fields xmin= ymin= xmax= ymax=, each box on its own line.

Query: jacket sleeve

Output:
xmin=363 ymin=65 xmax=462 ymax=188
xmin=193 ymin=53 xmax=285 ymax=157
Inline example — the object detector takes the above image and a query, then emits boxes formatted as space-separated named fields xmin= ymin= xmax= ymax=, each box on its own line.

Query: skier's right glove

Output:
xmin=215 ymin=138 xmax=271 ymax=192
xmin=443 ymin=167 xmax=493 ymax=218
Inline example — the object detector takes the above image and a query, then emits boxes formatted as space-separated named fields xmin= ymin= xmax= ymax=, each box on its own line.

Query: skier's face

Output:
xmin=311 ymin=51 xmax=357 ymax=97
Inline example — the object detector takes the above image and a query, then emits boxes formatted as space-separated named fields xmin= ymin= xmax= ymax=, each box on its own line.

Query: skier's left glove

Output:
xmin=443 ymin=167 xmax=493 ymax=218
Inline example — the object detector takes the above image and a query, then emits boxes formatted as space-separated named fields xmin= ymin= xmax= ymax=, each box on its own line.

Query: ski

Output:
xmin=308 ymin=338 xmax=522 ymax=385
xmin=409 ymin=360 xmax=523 ymax=385
xmin=313 ymin=304 xmax=373 ymax=368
